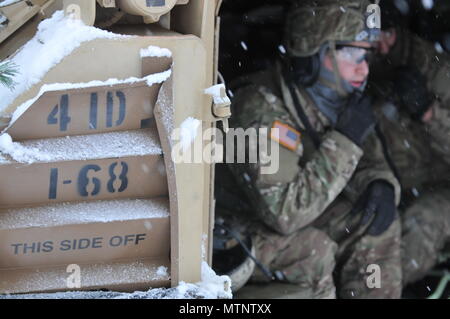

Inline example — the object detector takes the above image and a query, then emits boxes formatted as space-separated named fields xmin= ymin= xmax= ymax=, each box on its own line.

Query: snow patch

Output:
xmin=0 ymin=133 xmax=52 ymax=164
xmin=156 ymin=266 xmax=169 ymax=278
xmin=173 ymin=262 xmax=232 ymax=299
xmin=178 ymin=117 xmax=201 ymax=152
xmin=201 ymin=233 xmax=208 ymax=260
xmin=0 ymin=199 xmax=169 ymax=229
xmin=198 ymin=261 xmax=232 ymax=299
xmin=0 ymin=129 xmax=162 ymax=164
xmin=140 ymin=46 xmax=172 ymax=58
xmin=204 ymin=84 xmax=231 ymax=105
xmin=0 ymin=262 xmax=232 ymax=299
xmin=0 ymin=10 xmax=129 ymax=114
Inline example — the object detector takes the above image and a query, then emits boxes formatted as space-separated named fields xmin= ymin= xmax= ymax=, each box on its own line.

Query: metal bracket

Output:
xmin=205 ymin=84 xmax=231 ymax=133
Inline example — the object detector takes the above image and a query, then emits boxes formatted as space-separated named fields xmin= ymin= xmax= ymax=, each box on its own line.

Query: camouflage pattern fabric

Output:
xmin=370 ymin=28 xmax=450 ymax=161
xmin=370 ymin=102 xmax=450 ymax=286
xmin=285 ymin=0 xmax=376 ymax=57
xmin=369 ymin=28 xmax=450 ymax=285
xmin=401 ymin=188 xmax=450 ymax=284
xmin=314 ymin=198 xmax=402 ymax=298
xmin=226 ymin=65 xmax=402 ymax=298
xmin=372 ymin=101 xmax=449 ymax=192
xmin=427 ymin=102 xmax=450 ymax=165
xmin=229 ymin=67 xmax=363 ymax=235
xmin=249 ymin=223 xmax=337 ymax=299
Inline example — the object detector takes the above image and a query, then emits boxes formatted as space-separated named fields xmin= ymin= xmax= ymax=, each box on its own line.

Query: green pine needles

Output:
xmin=0 ymin=60 xmax=18 ymax=89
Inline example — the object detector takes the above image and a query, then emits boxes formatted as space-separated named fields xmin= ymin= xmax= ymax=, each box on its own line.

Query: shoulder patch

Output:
xmin=271 ymin=120 xmax=301 ymax=152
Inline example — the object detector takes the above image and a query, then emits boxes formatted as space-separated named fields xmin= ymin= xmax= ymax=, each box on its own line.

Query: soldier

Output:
xmin=372 ymin=1 xmax=450 ymax=161
xmin=368 ymin=3 xmax=450 ymax=286
xmin=217 ymin=0 xmax=402 ymax=298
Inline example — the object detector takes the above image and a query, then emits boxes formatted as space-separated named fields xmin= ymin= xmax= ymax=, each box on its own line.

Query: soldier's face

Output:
xmin=323 ymin=41 xmax=371 ymax=88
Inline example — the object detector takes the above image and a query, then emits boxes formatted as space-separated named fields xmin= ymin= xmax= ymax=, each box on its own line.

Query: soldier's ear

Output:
xmin=288 ymin=54 xmax=320 ymax=87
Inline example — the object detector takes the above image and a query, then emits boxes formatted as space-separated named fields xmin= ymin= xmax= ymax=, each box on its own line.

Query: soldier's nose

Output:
xmin=356 ymin=60 xmax=369 ymax=77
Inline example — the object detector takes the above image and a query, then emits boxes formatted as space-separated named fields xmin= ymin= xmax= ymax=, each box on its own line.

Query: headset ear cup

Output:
xmin=289 ymin=55 xmax=320 ymax=87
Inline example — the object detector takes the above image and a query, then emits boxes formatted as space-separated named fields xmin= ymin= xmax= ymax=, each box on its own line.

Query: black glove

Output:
xmin=393 ymin=66 xmax=434 ymax=121
xmin=351 ymin=180 xmax=397 ymax=236
xmin=336 ymin=93 xmax=376 ymax=147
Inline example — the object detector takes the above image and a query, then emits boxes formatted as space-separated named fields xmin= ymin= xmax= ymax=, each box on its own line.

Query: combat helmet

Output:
xmin=285 ymin=0 xmax=381 ymax=57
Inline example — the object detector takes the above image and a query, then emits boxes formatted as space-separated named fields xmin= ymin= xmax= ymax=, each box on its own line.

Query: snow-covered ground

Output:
xmin=0 ymin=262 xmax=232 ymax=299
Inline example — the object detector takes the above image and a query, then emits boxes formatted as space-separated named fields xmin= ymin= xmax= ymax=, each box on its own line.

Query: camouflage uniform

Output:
xmin=371 ymin=28 xmax=450 ymax=160
xmin=369 ymin=28 xmax=450 ymax=285
xmin=217 ymin=0 xmax=403 ymax=299
xmin=228 ymin=63 xmax=402 ymax=298
xmin=427 ymin=104 xmax=450 ymax=165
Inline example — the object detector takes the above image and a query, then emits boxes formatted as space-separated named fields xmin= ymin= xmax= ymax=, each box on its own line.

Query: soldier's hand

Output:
xmin=352 ymin=180 xmax=397 ymax=236
xmin=336 ymin=93 xmax=376 ymax=147
xmin=394 ymin=66 xmax=434 ymax=121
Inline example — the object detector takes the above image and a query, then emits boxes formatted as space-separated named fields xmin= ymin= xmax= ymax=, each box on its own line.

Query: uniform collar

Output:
xmin=277 ymin=63 xmax=331 ymax=133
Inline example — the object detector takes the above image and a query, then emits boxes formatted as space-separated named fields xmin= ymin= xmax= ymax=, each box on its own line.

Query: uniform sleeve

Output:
xmin=410 ymin=33 xmax=450 ymax=160
xmin=228 ymin=86 xmax=364 ymax=235
xmin=344 ymin=131 xmax=401 ymax=206
xmin=427 ymin=102 xmax=450 ymax=164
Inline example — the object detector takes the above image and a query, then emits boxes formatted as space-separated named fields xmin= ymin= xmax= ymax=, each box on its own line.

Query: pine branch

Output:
xmin=0 ymin=61 xmax=18 ymax=90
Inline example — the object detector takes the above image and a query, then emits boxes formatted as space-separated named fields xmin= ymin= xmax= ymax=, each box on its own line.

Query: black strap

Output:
xmin=283 ymin=75 xmax=321 ymax=149
xmin=375 ymin=124 xmax=403 ymax=198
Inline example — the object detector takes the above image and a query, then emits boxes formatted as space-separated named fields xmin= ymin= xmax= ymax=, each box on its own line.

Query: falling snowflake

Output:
xmin=278 ymin=45 xmax=286 ymax=55
xmin=435 ymin=42 xmax=444 ymax=54
xmin=421 ymin=0 xmax=434 ymax=10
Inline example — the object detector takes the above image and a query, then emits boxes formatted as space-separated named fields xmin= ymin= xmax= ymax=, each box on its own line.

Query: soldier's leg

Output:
xmin=314 ymin=199 xmax=402 ymax=298
xmin=249 ymin=226 xmax=338 ymax=299
xmin=401 ymin=188 xmax=450 ymax=285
